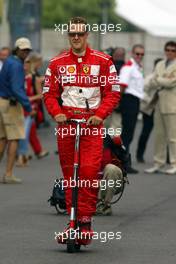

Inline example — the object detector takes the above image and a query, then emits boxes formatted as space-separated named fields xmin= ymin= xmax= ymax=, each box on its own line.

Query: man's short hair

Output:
xmin=164 ymin=41 xmax=176 ymax=50
xmin=132 ymin=44 xmax=144 ymax=53
xmin=0 ymin=46 xmax=11 ymax=52
xmin=68 ymin=16 xmax=88 ymax=32
xmin=113 ymin=47 xmax=126 ymax=56
xmin=0 ymin=47 xmax=11 ymax=57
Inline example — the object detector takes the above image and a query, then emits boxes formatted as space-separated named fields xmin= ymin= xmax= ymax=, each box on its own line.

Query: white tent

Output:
xmin=116 ymin=0 xmax=176 ymax=37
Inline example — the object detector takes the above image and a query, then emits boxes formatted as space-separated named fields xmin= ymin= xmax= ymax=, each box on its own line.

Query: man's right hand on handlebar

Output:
xmin=54 ymin=114 xmax=67 ymax=123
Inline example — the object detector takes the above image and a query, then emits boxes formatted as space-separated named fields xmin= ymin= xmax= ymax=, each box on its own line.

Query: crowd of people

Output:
xmin=0 ymin=38 xmax=176 ymax=180
xmin=0 ymin=37 xmax=175 ymax=179
xmin=0 ymin=38 xmax=49 ymax=183
xmin=105 ymin=41 xmax=176 ymax=175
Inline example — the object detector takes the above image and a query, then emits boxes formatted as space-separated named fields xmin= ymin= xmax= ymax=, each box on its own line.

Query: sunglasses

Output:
xmin=165 ymin=48 xmax=176 ymax=53
xmin=21 ymin=49 xmax=31 ymax=52
xmin=68 ymin=32 xmax=86 ymax=37
xmin=135 ymin=52 xmax=144 ymax=56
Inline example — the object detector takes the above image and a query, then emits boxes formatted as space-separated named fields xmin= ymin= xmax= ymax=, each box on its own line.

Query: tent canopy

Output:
xmin=116 ymin=0 xmax=176 ymax=37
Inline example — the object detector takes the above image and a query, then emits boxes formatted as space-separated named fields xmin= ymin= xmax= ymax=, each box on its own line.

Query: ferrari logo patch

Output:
xmin=83 ymin=65 xmax=90 ymax=74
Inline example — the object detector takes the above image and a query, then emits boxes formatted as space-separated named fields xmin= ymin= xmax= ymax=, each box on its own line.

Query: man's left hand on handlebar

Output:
xmin=87 ymin=115 xmax=103 ymax=125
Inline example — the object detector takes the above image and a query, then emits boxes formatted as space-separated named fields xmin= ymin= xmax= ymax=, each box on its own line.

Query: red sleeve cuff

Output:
xmin=95 ymin=110 xmax=108 ymax=120
xmin=120 ymin=83 xmax=128 ymax=88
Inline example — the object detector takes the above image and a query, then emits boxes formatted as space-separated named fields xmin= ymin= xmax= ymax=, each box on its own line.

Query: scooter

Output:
xmin=66 ymin=118 xmax=87 ymax=253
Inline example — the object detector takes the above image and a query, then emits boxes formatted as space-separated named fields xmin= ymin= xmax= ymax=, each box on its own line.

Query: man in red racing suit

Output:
xmin=43 ymin=17 xmax=120 ymax=244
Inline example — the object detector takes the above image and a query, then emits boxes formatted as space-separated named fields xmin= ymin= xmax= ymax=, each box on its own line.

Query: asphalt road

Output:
xmin=0 ymin=121 xmax=176 ymax=264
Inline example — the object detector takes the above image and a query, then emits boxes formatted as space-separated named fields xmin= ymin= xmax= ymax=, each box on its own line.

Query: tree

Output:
xmin=42 ymin=0 xmax=140 ymax=31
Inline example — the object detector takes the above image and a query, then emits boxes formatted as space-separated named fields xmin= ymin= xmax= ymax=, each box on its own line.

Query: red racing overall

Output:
xmin=43 ymin=46 xmax=120 ymax=219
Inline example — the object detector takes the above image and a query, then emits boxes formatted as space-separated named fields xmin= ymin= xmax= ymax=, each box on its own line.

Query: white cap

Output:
xmin=14 ymin=37 xmax=32 ymax=50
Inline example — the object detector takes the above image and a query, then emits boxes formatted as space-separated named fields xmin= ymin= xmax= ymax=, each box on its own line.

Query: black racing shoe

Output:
xmin=136 ymin=156 xmax=145 ymax=163
xmin=126 ymin=166 xmax=138 ymax=174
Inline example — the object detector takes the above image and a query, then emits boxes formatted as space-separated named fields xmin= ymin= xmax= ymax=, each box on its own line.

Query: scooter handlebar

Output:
xmin=67 ymin=118 xmax=87 ymax=124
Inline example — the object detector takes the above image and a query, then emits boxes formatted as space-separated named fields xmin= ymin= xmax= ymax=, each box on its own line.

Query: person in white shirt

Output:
xmin=119 ymin=44 xmax=144 ymax=173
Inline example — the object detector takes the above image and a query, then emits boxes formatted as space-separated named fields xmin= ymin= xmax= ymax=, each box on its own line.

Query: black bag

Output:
xmin=48 ymin=178 xmax=67 ymax=213
xmin=104 ymin=134 xmax=130 ymax=174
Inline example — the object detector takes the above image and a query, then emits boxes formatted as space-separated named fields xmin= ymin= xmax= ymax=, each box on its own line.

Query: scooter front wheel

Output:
xmin=67 ymin=238 xmax=76 ymax=253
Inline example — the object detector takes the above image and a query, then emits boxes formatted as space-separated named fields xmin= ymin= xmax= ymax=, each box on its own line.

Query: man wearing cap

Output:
xmin=0 ymin=37 xmax=32 ymax=183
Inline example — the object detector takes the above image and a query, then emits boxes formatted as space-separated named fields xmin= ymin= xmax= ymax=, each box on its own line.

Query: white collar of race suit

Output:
xmin=72 ymin=50 xmax=86 ymax=57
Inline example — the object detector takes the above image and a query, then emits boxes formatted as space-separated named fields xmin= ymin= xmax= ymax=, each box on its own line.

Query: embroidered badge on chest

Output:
xmin=82 ymin=65 xmax=90 ymax=74
xmin=67 ymin=65 xmax=76 ymax=74
xmin=90 ymin=65 xmax=100 ymax=75
xmin=58 ymin=66 xmax=66 ymax=74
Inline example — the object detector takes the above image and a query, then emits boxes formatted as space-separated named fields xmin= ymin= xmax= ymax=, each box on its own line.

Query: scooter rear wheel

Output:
xmin=74 ymin=244 xmax=81 ymax=252
xmin=67 ymin=238 xmax=81 ymax=253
